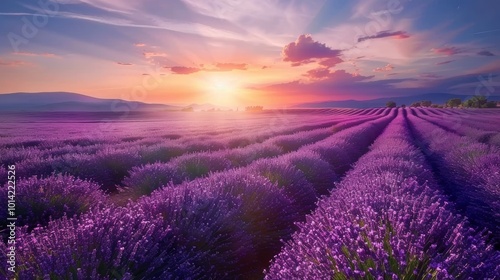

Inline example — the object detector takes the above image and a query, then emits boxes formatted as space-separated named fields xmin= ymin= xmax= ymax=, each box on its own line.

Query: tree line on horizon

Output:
xmin=386 ymin=95 xmax=499 ymax=109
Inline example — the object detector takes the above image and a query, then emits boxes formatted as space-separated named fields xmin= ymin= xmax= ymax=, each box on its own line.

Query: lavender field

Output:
xmin=1 ymin=108 xmax=499 ymax=279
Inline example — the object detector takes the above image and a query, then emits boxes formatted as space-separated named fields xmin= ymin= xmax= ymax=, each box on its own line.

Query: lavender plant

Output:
xmin=0 ymin=174 xmax=107 ymax=233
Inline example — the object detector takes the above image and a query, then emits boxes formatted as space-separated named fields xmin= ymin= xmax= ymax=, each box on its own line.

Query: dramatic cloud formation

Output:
xmin=358 ymin=31 xmax=410 ymax=42
xmin=373 ymin=64 xmax=394 ymax=73
xmin=213 ymin=63 xmax=247 ymax=71
xmin=169 ymin=66 xmax=201 ymax=74
xmin=477 ymin=50 xmax=495 ymax=56
xmin=431 ymin=47 xmax=462 ymax=56
xmin=318 ymin=57 xmax=343 ymax=68
xmin=436 ymin=60 xmax=455 ymax=65
xmin=116 ymin=62 xmax=133 ymax=66
xmin=282 ymin=34 xmax=342 ymax=66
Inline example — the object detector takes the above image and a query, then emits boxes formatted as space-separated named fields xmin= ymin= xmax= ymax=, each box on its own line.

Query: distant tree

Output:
xmin=386 ymin=101 xmax=396 ymax=108
xmin=401 ymin=104 xmax=406 ymax=108
xmin=485 ymin=101 xmax=497 ymax=108
xmin=447 ymin=98 xmax=462 ymax=108
xmin=421 ymin=100 xmax=432 ymax=107
xmin=463 ymin=99 xmax=473 ymax=108
xmin=410 ymin=102 xmax=421 ymax=107
xmin=430 ymin=104 xmax=440 ymax=108
xmin=463 ymin=95 xmax=488 ymax=108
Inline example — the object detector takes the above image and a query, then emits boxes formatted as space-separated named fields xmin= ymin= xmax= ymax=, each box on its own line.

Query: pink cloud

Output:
xmin=134 ymin=43 xmax=146 ymax=47
xmin=431 ymin=47 xmax=462 ymax=56
xmin=168 ymin=62 xmax=248 ymax=74
xmin=116 ymin=62 xmax=133 ymax=66
xmin=212 ymin=63 xmax=247 ymax=71
xmin=318 ymin=57 xmax=343 ymax=68
xmin=12 ymin=52 xmax=58 ymax=57
xmin=373 ymin=64 xmax=394 ymax=72
xmin=169 ymin=66 xmax=201 ymax=74
xmin=143 ymin=52 xmax=167 ymax=59
xmin=358 ymin=31 xmax=410 ymax=42
xmin=0 ymin=59 xmax=29 ymax=67
xmin=435 ymin=60 xmax=454 ymax=65
xmin=303 ymin=68 xmax=333 ymax=80
xmin=420 ymin=73 xmax=441 ymax=79
xmin=282 ymin=34 xmax=341 ymax=65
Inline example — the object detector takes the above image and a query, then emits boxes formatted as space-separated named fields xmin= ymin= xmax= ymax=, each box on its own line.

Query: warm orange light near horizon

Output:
xmin=205 ymin=74 xmax=242 ymax=106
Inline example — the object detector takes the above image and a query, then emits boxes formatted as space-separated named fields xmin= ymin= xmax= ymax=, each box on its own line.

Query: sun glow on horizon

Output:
xmin=203 ymin=74 xmax=243 ymax=107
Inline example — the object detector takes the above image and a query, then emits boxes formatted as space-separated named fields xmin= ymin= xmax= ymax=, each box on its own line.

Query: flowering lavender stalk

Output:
xmin=0 ymin=174 xmax=107 ymax=232
xmin=14 ymin=206 xmax=173 ymax=279
xmin=135 ymin=170 xmax=297 ymax=278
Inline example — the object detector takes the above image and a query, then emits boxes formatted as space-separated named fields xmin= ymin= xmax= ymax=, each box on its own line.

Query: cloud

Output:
xmin=134 ymin=43 xmax=146 ymax=47
xmin=282 ymin=34 xmax=342 ymax=65
xmin=261 ymin=66 xmax=268 ymax=69
xmin=263 ymin=70 xmax=417 ymax=100
xmin=358 ymin=31 xmax=409 ymax=42
xmin=318 ymin=57 xmax=343 ymax=68
xmin=12 ymin=52 xmax=58 ymax=57
xmin=431 ymin=47 xmax=462 ymax=56
xmin=303 ymin=68 xmax=333 ymax=80
xmin=143 ymin=52 xmax=168 ymax=59
xmin=477 ymin=50 xmax=495 ymax=56
xmin=435 ymin=60 xmax=454 ymax=65
xmin=373 ymin=64 xmax=394 ymax=72
xmin=212 ymin=63 xmax=247 ymax=71
xmin=420 ymin=73 xmax=441 ymax=79
xmin=169 ymin=66 xmax=201 ymax=74
xmin=116 ymin=62 xmax=133 ymax=66
xmin=0 ymin=59 xmax=29 ymax=67
xmin=168 ymin=62 xmax=247 ymax=74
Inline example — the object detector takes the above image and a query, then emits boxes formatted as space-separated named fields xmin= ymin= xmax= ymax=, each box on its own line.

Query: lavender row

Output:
xmin=266 ymin=110 xmax=499 ymax=279
xmin=0 ymin=175 xmax=107 ymax=235
xmin=412 ymin=109 xmax=500 ymax=146
xmin=406 ymin=111 xmax=500 ymax=245
xmin=0 ymin=114 xmax=346 ymax=166
xmin=6 ymin=112 xmax=394 ymax=279
xmin=0 ymin=117 xmax=354 ymax=190
xmin=122 ymin=113 xmax=387 ymax=197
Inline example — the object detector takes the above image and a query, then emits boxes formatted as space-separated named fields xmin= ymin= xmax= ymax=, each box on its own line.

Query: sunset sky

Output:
xmin=1 ymin=0 xmax=499 ymax=107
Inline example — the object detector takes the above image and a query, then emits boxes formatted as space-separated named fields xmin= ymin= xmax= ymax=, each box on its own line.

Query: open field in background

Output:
xmin=1 ymin=108 xmax=499 ymax=279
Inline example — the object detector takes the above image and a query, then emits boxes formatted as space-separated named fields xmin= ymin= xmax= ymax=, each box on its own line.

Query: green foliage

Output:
xmin=420 ymin=100 xmax=432 ymax=107
xmin=463 ymin=95 xmax=496 ymax=108
xmin=386 ymin=101 xmax=396 ymax=108
xmin=447 ymin=98 xmax=462 ymax=108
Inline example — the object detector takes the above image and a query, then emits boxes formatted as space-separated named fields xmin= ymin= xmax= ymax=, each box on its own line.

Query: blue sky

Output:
xmin=0 ymin=0 xmax=499 ymax=106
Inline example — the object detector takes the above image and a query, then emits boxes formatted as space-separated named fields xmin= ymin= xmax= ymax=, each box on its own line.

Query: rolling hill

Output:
xmin=0 ymin=92 xmax=180 ymax=112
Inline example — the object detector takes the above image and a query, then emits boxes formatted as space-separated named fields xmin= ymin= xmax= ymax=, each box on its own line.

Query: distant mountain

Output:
xmin=0 ymin=92 xmax=180 ymax=112
xmin=293 ymin=93 xmax=500 ymax=108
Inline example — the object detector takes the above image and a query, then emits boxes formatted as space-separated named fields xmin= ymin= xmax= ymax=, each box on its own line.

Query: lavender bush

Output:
xmin=0 ymin=174 xmax=107 ymax=233
xmin=136 ymin=170 xmax=297 ymax=278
